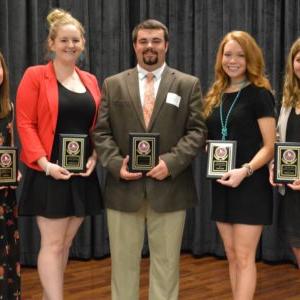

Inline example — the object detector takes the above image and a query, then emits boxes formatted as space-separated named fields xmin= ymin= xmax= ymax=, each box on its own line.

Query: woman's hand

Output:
xmin=217 ymin=167 xmax=248 ymax=188
xmin=287 ymin=180 xmax=300 ymax=191
xmin=38 ymin=157 xmax=71 ymax=180
xmin=268 ymin=161 xmax=283 ymax=187
xmin=47 ymin=162 xmax=72 ymax=180
xmin=78 ymin=154 xmax=97 ymax=177
xmin=9 ymin=170 xmax=22 ymax=189
xmin=269 ymin=162 xmax=276 ymax=186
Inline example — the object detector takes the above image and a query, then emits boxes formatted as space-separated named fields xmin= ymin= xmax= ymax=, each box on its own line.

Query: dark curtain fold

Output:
xmin=1 ymin=0 xmax=300 ymax=265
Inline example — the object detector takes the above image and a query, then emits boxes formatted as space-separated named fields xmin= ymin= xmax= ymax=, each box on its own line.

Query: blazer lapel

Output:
xmin=148 ymin=66 xmax=175 ymax=130
xmin=126 ymin=68 xmax=145 ymax=129
xmin=45 ymin=62 xmax=59 ymax=132
xmin=76 ymin=67 xmax=99 ymax=108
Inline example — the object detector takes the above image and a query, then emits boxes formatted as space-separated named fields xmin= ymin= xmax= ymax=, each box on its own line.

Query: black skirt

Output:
xmin=18 ymin=167 xmax=103 ymax=218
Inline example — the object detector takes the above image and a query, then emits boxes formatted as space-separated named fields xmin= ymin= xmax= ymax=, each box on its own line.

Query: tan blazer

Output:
xmin=92 ymin=66 xmax=207 ymax=212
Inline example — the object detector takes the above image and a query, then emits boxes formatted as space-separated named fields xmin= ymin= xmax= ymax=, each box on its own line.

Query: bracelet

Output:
xmin=45 ymin=162 xmax=51 ymax=176
xmin=241 ymin=163 xmax=253 ymax=177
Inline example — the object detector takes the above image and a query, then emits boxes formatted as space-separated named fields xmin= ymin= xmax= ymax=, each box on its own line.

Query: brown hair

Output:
xmin=132 ymin=19 xmax=169 ymax=44
xmin=0 ymin=52 xmax=11 ymax=118
xmin=46 ymin=8 xmax=85 ymax=53
xmin=282 ymin=38 xmax=300 ymax=108
xmin=203 ymin=31 xmax=271 ymax=118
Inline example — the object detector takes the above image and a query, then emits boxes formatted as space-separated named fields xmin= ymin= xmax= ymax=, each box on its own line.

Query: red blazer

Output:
xmin=16 ymin=61 xmax=101 ymax=171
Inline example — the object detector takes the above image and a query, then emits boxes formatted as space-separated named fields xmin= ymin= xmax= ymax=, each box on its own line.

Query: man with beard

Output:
xmin=92 ymin=19 xmax=206 ymax=300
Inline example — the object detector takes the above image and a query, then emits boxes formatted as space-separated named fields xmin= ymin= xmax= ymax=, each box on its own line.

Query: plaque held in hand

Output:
xmin=0 ymin=147 xmax=18 ymax=186
xmin=206 ymin=140 xmax=237 ymax=178
xmin=128 ymin=133 xmax=160 ymax=172
xmin=274 ymin=142 xmax=300 ymax=183
xmin=58 ymin=134 xmax=88 ymax=173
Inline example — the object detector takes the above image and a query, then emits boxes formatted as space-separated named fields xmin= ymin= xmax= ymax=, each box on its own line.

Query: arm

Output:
xmin=218 ymin=117 xmax=276 ymax=187
xmin=17 ymin=67 xmax=71 ymax=179
xmin=152 ymin=78 xmax=207 ymax=179
xmin=16 ymin=68 xmax=47 ymax=164
xmin=92 ymin=79 xmax=142 ymax=180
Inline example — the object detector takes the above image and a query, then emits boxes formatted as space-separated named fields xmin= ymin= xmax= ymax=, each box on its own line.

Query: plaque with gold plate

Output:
xmin=274 ymin=142 xmax=300 ymax=183
xmin=0 ymin=146 xmax=18 ymax=186
xmin=206 ymin=140 xmax=237 ymax=178
xmin=58 ymin=134 xmax=88 ymax=173
xmin=128 ymin=133 xmax=160 ymax=172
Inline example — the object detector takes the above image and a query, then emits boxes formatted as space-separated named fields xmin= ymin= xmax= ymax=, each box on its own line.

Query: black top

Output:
xmin=51 ymin=81 xmax=95 ymax=162
xmin=206 ymin=84 xmax=275 ymax=224
xmin=279 ymin=107 xmax=300 ymax=246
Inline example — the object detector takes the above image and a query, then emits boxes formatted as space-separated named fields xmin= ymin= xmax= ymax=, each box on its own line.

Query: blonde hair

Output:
xmin=282 ymin=38 xmax=300 ymax=108
xmin=0 ymin=52 xmax=11 ymax=118
xmin=46 ymin=8 xmax=85 ymax=52
xmin=203 ymin=31 xmax=271 ymax=119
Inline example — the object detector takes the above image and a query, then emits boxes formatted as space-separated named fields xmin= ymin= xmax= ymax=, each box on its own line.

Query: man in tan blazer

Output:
xmin=92 ymin=19 xmax=206 ymax=300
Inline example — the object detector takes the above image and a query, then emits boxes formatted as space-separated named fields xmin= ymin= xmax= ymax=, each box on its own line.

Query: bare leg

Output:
xmin=292 ymin=247 xmax=300 ymax=268
xmin=233 ymin=224 xmax=262 ymax=300
xmin=62 ymin=217 xmax=84 ymax=271
xmin=37 ymin=216 xmax=78 ymax=300
xmin=216 ymin=222 xmax=237 ymax=297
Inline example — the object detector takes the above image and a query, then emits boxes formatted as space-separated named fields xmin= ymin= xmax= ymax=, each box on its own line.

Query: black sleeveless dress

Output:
xmin=279 ymin=107 xmax=300 ymax=246
xmin=0 ymin=107 xmax=20 ymax=299
xmin=19 ymin=82 xmax=103 ymax=218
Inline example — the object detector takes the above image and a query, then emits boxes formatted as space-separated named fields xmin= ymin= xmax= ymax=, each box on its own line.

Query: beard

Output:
xmin=143 ymin=50 xmax=158 ymax=65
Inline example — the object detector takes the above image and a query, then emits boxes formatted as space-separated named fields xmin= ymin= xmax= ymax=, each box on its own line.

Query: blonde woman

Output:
xmin=204 ymin=31 xmax=276 ymax=300
xmin=272 ymin=38 xmax=300 ymax=269
xmin=16 ymin=9 xmax=102 ymax=300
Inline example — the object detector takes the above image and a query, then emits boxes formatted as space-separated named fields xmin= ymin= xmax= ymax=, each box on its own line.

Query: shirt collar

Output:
xmin=137 ymin=63 xmax=166 ymax=81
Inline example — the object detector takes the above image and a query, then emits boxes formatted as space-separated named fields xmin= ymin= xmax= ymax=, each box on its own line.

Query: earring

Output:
xmin=48 ymin=51 xmax=56 ymax=60
xmin=78 ymin=52 xmax=85 ymax=63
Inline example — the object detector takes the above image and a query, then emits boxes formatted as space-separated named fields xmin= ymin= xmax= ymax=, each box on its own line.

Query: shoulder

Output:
xmin=167 ymin=67 xmax=199 ymax=83
xmin=77 ymin=69 xmax=99 ymax=89
xmin=77 ymin=68 xmax=97 ymax=80
xmin=103 ymin=68 xmax=136 ymax=87
xmin=248 ymin=84 xmax=274 ymax=99
xmin=105 ymin=68 xmax=136 ymax=81
xmin=23 ymin=64 xmax=48 ymax=78
xmin=18 ymin=64 xmax=49 ymax=90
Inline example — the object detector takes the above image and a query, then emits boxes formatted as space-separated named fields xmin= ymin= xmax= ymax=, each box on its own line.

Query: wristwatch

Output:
xmin=241 ymin=163 xmax=253 ymax=176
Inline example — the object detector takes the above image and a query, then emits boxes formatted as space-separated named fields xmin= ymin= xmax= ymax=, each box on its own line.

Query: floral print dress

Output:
xmin=0 ymin=107 xmax=20 ymax=299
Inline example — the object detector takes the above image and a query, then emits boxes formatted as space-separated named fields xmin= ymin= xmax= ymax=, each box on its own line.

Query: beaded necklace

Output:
xmin=219 ymin=82 xmax=246 ymax=140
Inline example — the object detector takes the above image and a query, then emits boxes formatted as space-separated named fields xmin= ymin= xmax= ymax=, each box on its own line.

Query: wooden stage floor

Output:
xmin=22 ymin=254 xmax=300 ymax=299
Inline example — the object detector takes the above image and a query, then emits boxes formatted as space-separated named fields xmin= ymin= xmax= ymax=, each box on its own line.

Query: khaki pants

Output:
xmin=107 ymin=202 xmax=186 ymax=300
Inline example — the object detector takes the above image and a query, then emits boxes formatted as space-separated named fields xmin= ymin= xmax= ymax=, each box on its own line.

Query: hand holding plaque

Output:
xmin=206 ymin=140 xmax=237 ymax=178
xmin=58 ymin=134 xmax=88 ymax=173
xmin=0 ymin=147 xmax=18 ymax=186
xmin=128 ymin=133 xmax=160 ymax=172
xmin=274 ymin=142 xmax=300 ymax=183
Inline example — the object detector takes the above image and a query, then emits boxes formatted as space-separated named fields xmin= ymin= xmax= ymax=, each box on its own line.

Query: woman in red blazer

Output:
xmin=16 ymin=9 xmax=103 ymax=300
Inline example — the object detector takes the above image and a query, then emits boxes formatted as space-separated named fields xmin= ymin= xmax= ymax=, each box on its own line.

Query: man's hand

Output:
xmin=120 ymin=156 xmax=143 ymax=180
xmin=146 ymin=158 xmax=169 ymax=181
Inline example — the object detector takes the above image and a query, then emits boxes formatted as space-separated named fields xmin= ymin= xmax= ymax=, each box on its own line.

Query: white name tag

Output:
xmin=166 ymin=92 xmax=181 ymax=108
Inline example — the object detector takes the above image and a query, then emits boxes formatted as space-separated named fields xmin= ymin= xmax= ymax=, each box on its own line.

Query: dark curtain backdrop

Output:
xmin=1 ymin=0 xmax=300 ymax=265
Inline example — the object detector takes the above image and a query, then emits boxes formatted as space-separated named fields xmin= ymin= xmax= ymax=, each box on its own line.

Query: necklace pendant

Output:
xmin=221 ymin=127 xmax=227 ymax=140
